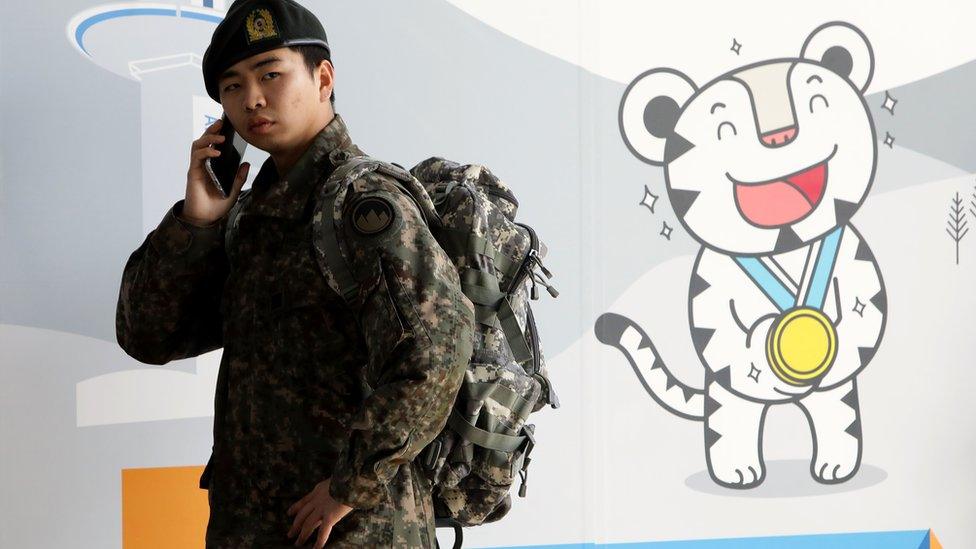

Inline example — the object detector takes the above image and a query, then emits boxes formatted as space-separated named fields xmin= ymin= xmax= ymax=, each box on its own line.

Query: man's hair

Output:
xmin=289 ymin=45 xmax=335 ymax=105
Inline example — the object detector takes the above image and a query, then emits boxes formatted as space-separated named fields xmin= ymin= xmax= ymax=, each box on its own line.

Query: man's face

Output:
xmin=216 ymin=46 xmax=332 ymax=154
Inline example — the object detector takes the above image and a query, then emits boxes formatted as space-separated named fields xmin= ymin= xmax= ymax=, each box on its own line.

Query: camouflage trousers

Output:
xmin=205 ymin=461 xmax=437 ymax=548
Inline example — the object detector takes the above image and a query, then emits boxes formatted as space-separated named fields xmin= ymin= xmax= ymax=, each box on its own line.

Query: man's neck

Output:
xmin=272 ymin=112 xmax=336 ymax=178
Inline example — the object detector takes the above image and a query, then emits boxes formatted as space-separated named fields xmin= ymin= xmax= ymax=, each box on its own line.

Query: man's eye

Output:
xmin=223 ymin=84 xmax=238 ymax=92
xmin=263 ymin=72 xmax=280 ymax=80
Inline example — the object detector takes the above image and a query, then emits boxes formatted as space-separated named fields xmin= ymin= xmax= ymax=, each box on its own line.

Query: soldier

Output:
xmin=115 ymin=0 xmax=475 ymax=546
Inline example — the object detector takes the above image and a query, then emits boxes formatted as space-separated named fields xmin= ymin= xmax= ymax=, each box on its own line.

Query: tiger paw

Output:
xmin=811 ymin=446 xmax=860 ymax=484
xmin=708 ymin=458 xmax=765 ymax=489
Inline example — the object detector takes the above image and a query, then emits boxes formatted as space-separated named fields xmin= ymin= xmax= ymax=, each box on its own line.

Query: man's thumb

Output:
xmin=232 ymin=162 xmax=250 ymax=196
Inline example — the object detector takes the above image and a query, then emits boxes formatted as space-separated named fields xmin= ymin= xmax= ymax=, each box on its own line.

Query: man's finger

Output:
xmin=287 ymin=491 xmax=310 ymax=516
xmin=288 ymin=502 xmax=318 ymax=539
xmin=297 ymin=517 xmax=322 ymax=546
xmin=225 ymin=162 xmax=249 ymax=202
xmin=314 ymin=522 xmax=334 ymax=549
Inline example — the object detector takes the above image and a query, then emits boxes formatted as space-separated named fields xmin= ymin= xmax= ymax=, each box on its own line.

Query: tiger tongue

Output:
xmin=735 ymin=181 xmax=813 ymax=227
xmin=785 ymin=163 xmax=826 ymax=205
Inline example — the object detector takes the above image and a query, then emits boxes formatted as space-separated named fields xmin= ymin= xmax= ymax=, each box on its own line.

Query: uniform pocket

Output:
xmin=389 ymin=462 xmax=434 ymax=548
xmin=358 ymin=262 xmax=410 ymax=385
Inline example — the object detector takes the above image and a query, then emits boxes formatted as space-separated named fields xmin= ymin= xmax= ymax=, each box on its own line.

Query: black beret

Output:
xmin=202 ymin=0 xmax=330 ymax=101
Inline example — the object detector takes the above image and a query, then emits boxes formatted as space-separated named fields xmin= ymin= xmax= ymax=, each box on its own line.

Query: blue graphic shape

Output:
xmin=804 ymin=226 xmax=844 ymax=308
xmin=733 ymin=226 xmax=844 ymax=312
xmin=480 ymin=529 xmax=932 ymax=549
xmin=733 ymin=256 xmax=795 ymax=310
xmin=73 ymin=7 xmax=223 ymax=56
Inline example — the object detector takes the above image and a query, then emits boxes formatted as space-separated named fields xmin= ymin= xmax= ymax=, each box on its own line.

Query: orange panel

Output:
xmin=930 ymin=529 xmax=942 ymax=549
xmin=121 ymin=465 xmax=208 ymax=549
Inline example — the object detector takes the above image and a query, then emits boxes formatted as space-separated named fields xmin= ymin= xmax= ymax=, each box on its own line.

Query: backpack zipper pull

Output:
xmin=532 ymin=272 xmax=559 ymax=298
xmin=531 ymin=253 xmax=553 ymax=279
xmin=529 ymin=274 xmax=540 ymax=300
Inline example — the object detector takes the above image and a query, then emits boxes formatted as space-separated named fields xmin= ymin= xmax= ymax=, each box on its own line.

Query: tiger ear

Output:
xmin=801 ymin=22 xmax=874 ymax=93
xmin=619 ymin=68 xmax=697 ymax=166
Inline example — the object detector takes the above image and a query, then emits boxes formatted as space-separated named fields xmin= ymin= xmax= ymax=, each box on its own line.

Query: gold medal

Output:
xmin=766 ymin=307 xmax=837 ymax=386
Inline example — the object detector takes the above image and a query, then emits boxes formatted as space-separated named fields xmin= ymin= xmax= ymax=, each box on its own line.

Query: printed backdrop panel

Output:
xmin=1 ymin=1 xmax=973 ymax=547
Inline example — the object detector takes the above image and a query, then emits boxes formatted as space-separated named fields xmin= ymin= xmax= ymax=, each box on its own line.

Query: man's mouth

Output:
xmin=729 ymin=145 xmax=837 ymax=228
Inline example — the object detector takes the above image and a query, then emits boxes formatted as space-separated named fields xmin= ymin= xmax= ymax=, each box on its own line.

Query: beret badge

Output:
xmin=245 ymin=8 xmax=279 ymax=44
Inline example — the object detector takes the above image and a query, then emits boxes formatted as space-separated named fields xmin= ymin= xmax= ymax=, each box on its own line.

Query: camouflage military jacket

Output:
xmin=116 ymin=114 xmax=474 ymax=547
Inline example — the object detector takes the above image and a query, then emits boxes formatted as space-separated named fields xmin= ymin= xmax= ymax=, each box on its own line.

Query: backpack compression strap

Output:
xmin=422 ymin=189 xmax=534 ymax=365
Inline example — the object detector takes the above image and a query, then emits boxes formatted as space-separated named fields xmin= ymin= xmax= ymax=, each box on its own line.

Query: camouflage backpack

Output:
xmin=224 ymin=153 xmax=559 ymax=546
xmin=312 ymin=154 xmax=560 ymax=545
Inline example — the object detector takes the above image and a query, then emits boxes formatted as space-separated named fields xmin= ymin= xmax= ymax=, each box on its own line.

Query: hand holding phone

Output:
xmin=183 ymin=114 xmax=250 ymax=226
xmin=205 ymin=113 xmax=248 ymax=198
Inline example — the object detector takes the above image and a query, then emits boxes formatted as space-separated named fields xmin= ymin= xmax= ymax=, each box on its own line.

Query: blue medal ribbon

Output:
xmin=733 ymin=226 xmax=844 ymax=312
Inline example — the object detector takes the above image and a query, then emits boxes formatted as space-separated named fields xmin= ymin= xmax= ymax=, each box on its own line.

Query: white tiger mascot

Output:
xmin=595 ymin=22 xmax=887 ymax=489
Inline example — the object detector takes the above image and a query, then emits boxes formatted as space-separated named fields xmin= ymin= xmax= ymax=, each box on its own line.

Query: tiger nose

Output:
xmin=761 ymin=126 xmax=797 ymax=147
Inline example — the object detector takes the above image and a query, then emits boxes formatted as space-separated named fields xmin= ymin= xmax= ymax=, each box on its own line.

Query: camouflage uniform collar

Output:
xmin=247 ymin=113 xmax=363 ymax=219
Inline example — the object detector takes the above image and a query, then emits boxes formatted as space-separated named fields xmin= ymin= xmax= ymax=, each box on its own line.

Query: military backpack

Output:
xmin=225 ymin=154 xmax=560 ymax=547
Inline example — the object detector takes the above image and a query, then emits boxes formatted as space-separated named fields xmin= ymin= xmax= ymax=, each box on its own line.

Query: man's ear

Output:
xmin=619 ymin=68 xmax=697 ymax=166
xmin=318 ymin=60 xmax=335 ymax=103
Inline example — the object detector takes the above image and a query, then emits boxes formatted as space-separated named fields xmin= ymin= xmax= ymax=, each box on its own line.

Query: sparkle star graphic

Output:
xmin=640 ymin=185 xmax=659 ymax=214
xmin=731 ymin=39 xmax=742 ymax=55
xmin=660 ymin=221 xmax=673 ymax=240
xmin=882 ymin=91 xmax=898 ymax=115
xmin=853 ymin=298 xmax=866 ymax=317
xmin=748 ymin=364 xmax=761 ymax=382
xmin=884 ymin=132 xmax=895 ymax=148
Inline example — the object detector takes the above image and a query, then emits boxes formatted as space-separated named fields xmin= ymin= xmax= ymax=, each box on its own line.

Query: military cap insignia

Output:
xmin=245 ymin=8 xmax=278 ymax=44
xmin=351 ymin=197 xmax=395 ymax=235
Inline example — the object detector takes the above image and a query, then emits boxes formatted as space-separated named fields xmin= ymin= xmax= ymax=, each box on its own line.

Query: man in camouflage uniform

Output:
xmin=115 ymin=0 xmax=474 ymax=546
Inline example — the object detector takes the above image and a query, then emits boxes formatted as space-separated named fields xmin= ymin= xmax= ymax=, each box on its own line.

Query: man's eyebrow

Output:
xmin=219 ymin=56 xmax=283 ymax=81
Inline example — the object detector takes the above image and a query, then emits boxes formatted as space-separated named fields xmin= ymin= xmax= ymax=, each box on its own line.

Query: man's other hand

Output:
xmin=286 ymin=478 xmax=353 ymax=548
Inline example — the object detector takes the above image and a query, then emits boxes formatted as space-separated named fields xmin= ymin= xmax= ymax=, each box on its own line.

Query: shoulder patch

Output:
xmin=351 ymin=196 xmax=395 ymax=235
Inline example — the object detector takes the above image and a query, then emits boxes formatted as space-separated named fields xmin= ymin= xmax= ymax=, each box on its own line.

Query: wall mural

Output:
xmin=6 ymin=0 xmax=971 ymax=544
xmin=596 ymin=22 xmax=888 ymax=490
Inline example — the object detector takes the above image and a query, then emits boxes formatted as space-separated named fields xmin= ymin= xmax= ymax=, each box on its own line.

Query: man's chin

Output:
xmin=246 ymin=135 xmax=276 ymax=151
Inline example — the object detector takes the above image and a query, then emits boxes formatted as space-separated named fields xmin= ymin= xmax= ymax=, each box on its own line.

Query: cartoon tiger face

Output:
xmin=620 ymin=22 xmax=878 ymax=256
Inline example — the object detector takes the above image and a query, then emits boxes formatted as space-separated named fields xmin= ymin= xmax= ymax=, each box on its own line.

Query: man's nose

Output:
xmin=761 ymin=126 xmax=797 ymax=147
xmin=244 ymin=87 xmax=265 ymax=111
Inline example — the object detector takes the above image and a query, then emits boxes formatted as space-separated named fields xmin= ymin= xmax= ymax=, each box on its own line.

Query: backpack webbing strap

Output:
xmin=466 ymin=382 xmax=534 ymax=421
xmin=439 ymin=229 xmax=494 ymax=259
xmin=314 ymin=155 xmax=417 ymax=304
xmin=459 ymin=268 xmax=503 ymax=306
xmin=317 ymin=183 xmax=360 ymax=302
xmin=459 ymin=268 xmax=532 ymax=364
xmin=447 ymin=409 xmax=526 ymax=453
xmin=497 ymin=297 xmax=533 ymax=364
xmin=492 ymin=252 xmax=517 ymax=280
xmin=436 ymin=223 xmax=519 ymax=283
xmin=472 ymin=305 xmax=502 ymax=329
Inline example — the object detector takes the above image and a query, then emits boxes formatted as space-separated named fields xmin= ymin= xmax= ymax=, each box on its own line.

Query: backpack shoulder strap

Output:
xmin=312 ymin=155 xmax=431 ymax=306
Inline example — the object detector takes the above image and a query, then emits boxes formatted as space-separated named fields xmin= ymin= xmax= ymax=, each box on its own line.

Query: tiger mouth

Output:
xmin=728 ymin=144 xmax=838 ymax=228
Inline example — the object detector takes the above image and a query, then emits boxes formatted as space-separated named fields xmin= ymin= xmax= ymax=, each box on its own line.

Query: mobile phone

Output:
xmin=204 ymin=113 xmax=247 ymax=198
